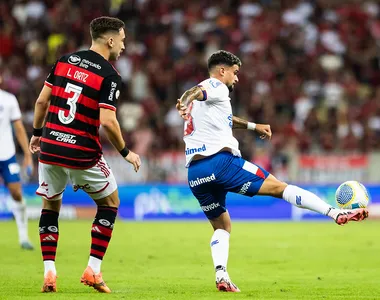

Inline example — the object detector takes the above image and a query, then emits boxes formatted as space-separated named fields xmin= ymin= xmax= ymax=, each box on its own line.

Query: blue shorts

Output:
xmin=0 ymin=155 xmax=21 ymax=184
xmin=188 ymin=152 xmax=269 ymax=219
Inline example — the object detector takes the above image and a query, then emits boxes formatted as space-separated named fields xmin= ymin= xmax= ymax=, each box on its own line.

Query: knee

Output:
xmin=9 ymin=189 xmax=22 ymax=201
xmin=266 ymin=180 xmax=287 ymax=198
xmin=224 ymin=225 xmax=231 ymax=234
xmin=43 ymin=199 xmax=61 ymax=212
xmin=212 ymin=222 xmax=231 ymax=233
xmin=273 ymin=182 xmax=288 ymax=198
xmin=95 ymin=196 xmax=120 ymax=208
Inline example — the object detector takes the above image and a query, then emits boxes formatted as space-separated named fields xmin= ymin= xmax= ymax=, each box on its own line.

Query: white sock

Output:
xmin=282 ymin=185 xmax=332 ymax=216
xmin=210 ymin=229 xmax=230 ymax=280
xmin=12 ymin=200 xmax=29 ymax=243
xmin=88 ymin=256 xmax=102 ymax=274
xmin=44 ymin=260 xmax=56 ymax=276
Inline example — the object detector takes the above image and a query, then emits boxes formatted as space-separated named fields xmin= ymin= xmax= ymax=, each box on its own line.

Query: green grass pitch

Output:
xmin=0 ymin=220 xmax=379 ymax=299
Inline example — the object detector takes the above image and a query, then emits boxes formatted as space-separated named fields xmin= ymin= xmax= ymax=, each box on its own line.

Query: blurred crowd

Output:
xmin=1 ymin=0 xmax=380 ymax=177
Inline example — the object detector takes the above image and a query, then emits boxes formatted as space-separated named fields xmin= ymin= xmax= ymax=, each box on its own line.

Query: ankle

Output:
xmin=44 ymin=261 xmax=56 ymax=276
xmin=88 ymin=256 xmax=102 ymax=275
xmin=326 ymin=207 xmax=340 ymax=219
xmin=215 ymin=265 xmax=228 ymax=280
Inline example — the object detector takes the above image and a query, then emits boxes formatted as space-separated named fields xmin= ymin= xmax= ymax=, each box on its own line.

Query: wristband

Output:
xmin=33 ymin=127 xmax=43 ymax=136
xmin=119 ymin=146 xmax=130 ymax=157
xmin=247 ymin=122 xmax=256 ymax=131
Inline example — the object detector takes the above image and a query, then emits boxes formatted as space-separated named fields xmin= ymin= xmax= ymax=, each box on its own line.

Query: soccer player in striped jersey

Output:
xmin=0 ymin=83 xmax=34 ymax=250
xmin=29 ymin=16 xmax=141 ymax=293
xmin=176 ymin=50 xmax=369 ymax=292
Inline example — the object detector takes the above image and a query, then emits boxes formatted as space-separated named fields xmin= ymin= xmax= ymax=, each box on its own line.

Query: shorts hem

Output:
xmin=38 ymin=158 xmax=99 ymax=170
xmin=87 ymin=184 xmax=117 ymax=200
xmin=36 ymin=190 xmax=65 ymax=200
xmin=4 ymin=177 xmax=21 ymax=185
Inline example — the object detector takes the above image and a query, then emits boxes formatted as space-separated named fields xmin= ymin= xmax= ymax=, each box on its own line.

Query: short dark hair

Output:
xmin=90 ymin=16 xmax=125 ymax=40
xmin=207 ymin=50 xmax=242 ymax=71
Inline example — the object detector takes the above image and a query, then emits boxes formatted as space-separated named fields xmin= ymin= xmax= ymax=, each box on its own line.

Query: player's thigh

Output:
xmin=225 ymin=157 xmax=270 ymax=197
xmin=188 ymin=159 xmax=227 ymax=220
xmin=69 ymin=156 xmax=119 ymax=206
xmin=36 ymin=162 xmax=69 ymax=200
xmin=1 ymin=156 xmax=22 ymax=199
xmin=191 ymin=186 xmax=228 ymax=220
xmin=257 ymin=174 xmax=288 ymax=198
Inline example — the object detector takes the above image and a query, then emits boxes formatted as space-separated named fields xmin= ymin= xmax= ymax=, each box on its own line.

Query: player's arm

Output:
xmin=176 ymin=86 xmax=205 ymax=120
xmin=232 ymin=116 xmax=272 ymax=140
xmin=30 ymin=85 xmax=52 ymax=154
xmin=99 ymin=75 xmax=141 ymax=172
xmin=13 ymin=120 xmax=33 ymax=169
xmin=33 ymin=85 xmax=51 ymax=129
xmin=99 ymin=109 xmax=141 ymax=172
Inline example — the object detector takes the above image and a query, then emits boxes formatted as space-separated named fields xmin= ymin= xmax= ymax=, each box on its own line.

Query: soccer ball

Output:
xmin=335 ymin=181 xmax=370 ymax=209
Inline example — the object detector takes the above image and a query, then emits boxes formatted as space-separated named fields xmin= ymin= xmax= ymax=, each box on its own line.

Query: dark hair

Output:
xmin=207 ymin=50 xmax=242 ymax=70
xmin=90 ymin=16 xmax=125 ymax=40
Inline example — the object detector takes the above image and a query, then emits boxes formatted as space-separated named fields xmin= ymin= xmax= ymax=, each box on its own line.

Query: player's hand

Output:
xmin=255 ymin=124 xmax=272 ymax=140
xmin=23 ymin=155 xmax=33 ymax=177
xmin=29 ymin=136 xmax=41 ymax=154
xmin=124 ymin=150 xmax=141 ymax=172
xmin=176 ymin=99 xmax=189 ymax=120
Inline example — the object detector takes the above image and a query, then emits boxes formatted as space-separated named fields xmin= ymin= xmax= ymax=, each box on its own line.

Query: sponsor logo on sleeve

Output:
xmin=108 ymin=82 xmax=117 ymax=101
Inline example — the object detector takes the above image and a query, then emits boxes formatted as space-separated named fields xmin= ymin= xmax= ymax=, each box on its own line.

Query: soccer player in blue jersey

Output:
xmin=176 ymin=50 xmax=369 ymax=292
xmin=0 ymin=85 xmax=34 ymax=250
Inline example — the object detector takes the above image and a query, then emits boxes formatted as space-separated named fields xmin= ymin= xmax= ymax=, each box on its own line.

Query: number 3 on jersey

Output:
xmin=184 ymin=103 xmax=194 ymax=136
xmin=58 ymin=83 xmax=83 ymax=124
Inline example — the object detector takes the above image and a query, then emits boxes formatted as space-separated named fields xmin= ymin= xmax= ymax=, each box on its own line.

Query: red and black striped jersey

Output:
xmin=40 ymin=50 xmax=122 ymax=169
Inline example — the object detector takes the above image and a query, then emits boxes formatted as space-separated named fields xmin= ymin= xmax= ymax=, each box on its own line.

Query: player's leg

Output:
xmin=188 ymin=153 xmax=240 ymax=292
xmin=70 ymin=157 xmax=118 ymax=293
xmin=258 ymin=175 xmax=368 ymax=225
xmin=208 ymin=211 xmax=239 ymax=292
xmin=36 ymin=162 xmax=68 ymax=292
xmin=81 ymin=190 xmax=118 ymax=294
xmin=224 ymin=156 xmax=368 ymax=224
xmin=7 ymin=182 xmax=33 ymax=249
xmin=258 ymin=174 xmax=334 ymax=214
xmin=258 ymin=174 xmax=368 ymax=225
xmin=2 ymin=155 xmax=33 ymax=249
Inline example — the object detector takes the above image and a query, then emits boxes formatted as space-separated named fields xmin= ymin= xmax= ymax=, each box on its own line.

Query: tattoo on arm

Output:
xmin=179 ymin=86 xmax=204 ymax=107
xmin=232 ymin=116 xmax=248 ymax=129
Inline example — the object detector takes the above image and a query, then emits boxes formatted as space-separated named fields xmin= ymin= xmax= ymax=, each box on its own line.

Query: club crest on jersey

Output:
xmin=68 ymin=55 xmax=81 ymax=65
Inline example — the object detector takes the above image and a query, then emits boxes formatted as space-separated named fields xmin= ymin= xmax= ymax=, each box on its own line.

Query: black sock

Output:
xmin=90 ymin=206 xmax=117 ymax=260
xmin=39 ymin=209 xmax=59 ymax=261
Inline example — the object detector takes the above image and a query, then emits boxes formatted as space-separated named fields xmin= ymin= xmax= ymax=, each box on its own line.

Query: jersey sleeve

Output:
xmin=98 ymin=75 xmax=122 ymax=111
xmin=44 ymin=61 xmax=58 ymax=88
xmin=10 ymin=95 xmax=22 ymax=121
xmin=198 ymin=79 xmax=229 ymax=102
